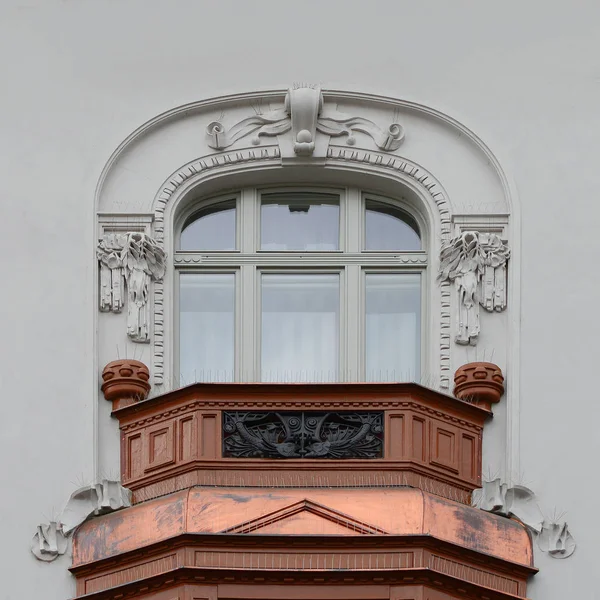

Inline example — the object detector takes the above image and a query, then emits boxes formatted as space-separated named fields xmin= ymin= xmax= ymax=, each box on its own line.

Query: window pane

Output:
xmin=365 ymin=200 xmax=421 ymax=250
xmin=261 ymin=193 xmax=339 ymax=250
xmin=179 ymin=273 xmax=235 ymax=383
xmin=262 ymin=274 xmax=339 ymax=382
xmin=180 ymin=200 xmax=236 ymax=250
xmin=365 ymin=273 xmax=420 ymax=382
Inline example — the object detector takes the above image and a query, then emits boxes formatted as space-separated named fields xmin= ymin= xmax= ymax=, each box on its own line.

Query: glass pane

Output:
xmin=261 ymin=193 xmax=339 ymax=251
xmin=365 ymin=200 xmax=421 ymax=250
xmin=365 ymin=273 xmax=420 ymax=382
xmin=262 ymin=274 xmax=339 ymax=382
xmin=179 ymin=273 xmax=235 ymax=383
xmin=180 ymin=200 xmax=236 ymax=250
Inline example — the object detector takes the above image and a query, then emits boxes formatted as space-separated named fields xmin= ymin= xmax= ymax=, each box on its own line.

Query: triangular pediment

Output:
xmin=221 ymin=499 xmax=387 ymax=535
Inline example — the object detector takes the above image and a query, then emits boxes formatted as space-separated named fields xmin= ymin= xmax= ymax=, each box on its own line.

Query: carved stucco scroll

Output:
xmin=206 ymin=84 xmax=405 ymax=156
xmin=438 ymin=231 xmax=510 ymax=346
xmin=472 ymin=478 xmax=576 ymax=559
xmin=98 ymin=232 xmax=166 ymax=343
xmin=31 ymin=479 xmax=131 ymax=562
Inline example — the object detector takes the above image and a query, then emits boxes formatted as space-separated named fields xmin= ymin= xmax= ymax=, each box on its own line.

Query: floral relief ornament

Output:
xmin=97 ymin=232 xmax=166 ymax=343
xmin=206 ymin=84 xmax=405 ymax=156
xmin=438 ymin=231 xmax=510 ymax=345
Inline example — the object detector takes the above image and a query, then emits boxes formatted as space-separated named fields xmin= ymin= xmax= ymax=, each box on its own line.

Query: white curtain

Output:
xmin=365 ymin=273 xmax=421 ymax=382
xmin=261 ymin=274 xmax=339 ymax=382
xmin=179 ymin=274 xmax=235 ymax=384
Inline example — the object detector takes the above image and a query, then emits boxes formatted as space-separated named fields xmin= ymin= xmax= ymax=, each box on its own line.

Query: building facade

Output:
xmin=1 ymin=1 xmax=597 ymax=598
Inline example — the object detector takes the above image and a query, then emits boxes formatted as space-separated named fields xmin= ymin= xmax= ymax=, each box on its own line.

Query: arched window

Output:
xmin=175 ymin=188 xmax=426 ymax=384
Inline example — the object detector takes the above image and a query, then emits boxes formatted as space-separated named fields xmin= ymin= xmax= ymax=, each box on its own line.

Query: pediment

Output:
xmin=221 ymin=499 xmax=387 ymax=536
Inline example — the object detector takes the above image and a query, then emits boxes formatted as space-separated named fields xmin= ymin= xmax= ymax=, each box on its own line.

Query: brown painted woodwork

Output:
xmin=77 ymin=375 xmax=533 ymax=600
xmin=110 ymin=382 xmax=489 ymax=504
xmin=71 ymin=487 xmax=535 ymax=599
xmin=453 ymin=362 xmax=504 ymax=411
xmin=101 ymin=359 xmax=151 ymax=404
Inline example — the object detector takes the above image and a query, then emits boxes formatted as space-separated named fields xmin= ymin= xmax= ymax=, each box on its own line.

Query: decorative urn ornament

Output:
xmin=101 ymin=359 xmax=151 ymax=404
xmin=453 ymin=361 xmax=504 ymax=411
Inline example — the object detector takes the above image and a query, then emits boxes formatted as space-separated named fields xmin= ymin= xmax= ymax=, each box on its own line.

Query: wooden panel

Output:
xmin=387 ymin=414 xmax=405 ymax=459
xmin=391 ymin=586 xmax=423 ymax=600
xmin=179 ymin=415 xmax=196 ymax=462
xmin=186 ymin=582 xmax=217 ymax=600
xmin=460 ymin=433 xmax=477 ymax=482
xmin=217 ymin=584 xmax=390 ymax=599
xmin=126 ymin=433 xmax=143 ymax=480
xmin=430 ymin=423 xmax=459 ymax=473
xmin=410 ymin=416 xmax=427 ymax=462
xmin=145 ymin=422 xmax=176 ymax=472
xmin=84 ymin=554 xmax=176 ymax=594
xmin=201 ymin=414 xmax=218 ymax=458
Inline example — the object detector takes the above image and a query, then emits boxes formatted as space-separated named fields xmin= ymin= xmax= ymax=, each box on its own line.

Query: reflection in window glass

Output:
xmin=179 ymin=273 xmax=235 ymax=382
xmin=262 ymin=274 xmax=339 ymax=381
xmin=366 ymin=273 xmax=420 ymax=382
xmin=365 ymin=200 xmax=421 ymax=251
xmin=261 ymin=193 xmax=339 ymax=251
xmin=180 ymin=200 xmax=236 ymax=251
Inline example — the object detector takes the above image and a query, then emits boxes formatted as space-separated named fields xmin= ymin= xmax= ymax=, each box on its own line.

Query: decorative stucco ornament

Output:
xmin=206 ymin=84 xmax=404 ymax=156
xmin=473 ymin=478 xmax=575 ymax=558
xmin=438 ymin=231 xmax=510 ymax=345
xmin=537 ymin=521 xmax=576 ymax=558
xmin=97 ymin=232 xmax=166 ymax=343
xmin=61 ymin=480 xmax=132 ymax=534
xmin=31 ymin=480 xmax=131 ymax=562
xmin=472 ymin=479 xmax=543 ymax=532
xmin=31 ymin=522 xmax=69 ymax=562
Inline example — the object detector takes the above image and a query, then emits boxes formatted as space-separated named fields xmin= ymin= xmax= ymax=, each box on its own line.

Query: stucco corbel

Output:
xmin=30 ymin=480 xmax=131 ymax=562
xmin=473 ymin=478 xmax=575 ymax=558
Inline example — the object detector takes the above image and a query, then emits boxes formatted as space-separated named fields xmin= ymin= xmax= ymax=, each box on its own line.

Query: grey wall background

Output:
xmin=1 ymin=1 xmax=598 ymax=597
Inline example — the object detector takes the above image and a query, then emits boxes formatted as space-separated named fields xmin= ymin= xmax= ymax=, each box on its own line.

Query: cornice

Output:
xmin=113 ymin=381 xmax=489 ymax=426
xmin=70 ymin=532 xmax=535 ymax=600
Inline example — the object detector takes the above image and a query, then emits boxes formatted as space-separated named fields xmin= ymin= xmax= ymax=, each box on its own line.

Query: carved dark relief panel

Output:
xmin=222 ymin=411 xmax=384 ymax=459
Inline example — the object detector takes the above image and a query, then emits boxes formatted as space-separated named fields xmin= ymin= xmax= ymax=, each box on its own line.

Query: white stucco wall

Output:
xmin=1 ymin=0 xmax=598 ymax=597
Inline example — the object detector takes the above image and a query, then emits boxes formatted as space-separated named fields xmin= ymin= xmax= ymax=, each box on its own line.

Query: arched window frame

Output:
xmin=173 ymin=184 xmax=429 ymax=384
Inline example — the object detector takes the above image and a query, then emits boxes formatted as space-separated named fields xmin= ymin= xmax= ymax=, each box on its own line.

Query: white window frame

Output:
xmin=174 ymin=185 xmax=428 ymax=383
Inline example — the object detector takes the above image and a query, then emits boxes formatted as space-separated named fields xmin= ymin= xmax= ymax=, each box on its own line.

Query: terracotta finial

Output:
xmin=101 ymin=359 xmax=151 ymax=405
xmin=453 ymin=362 xmax=504 ymax=411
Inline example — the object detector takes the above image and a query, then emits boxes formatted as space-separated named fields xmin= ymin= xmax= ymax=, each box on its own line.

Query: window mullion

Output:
xmin=240 ymin=187 xmax=256 ymax=253
xmin=239 ymin=264 xmax=257 ymax=382
xmin=346 ymin=187 xmax=361 ymax=253
xmin=345 ymin=265 xmax=361 ymax=382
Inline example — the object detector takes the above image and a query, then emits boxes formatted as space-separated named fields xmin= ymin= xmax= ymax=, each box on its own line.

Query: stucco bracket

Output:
xmin=473 ymin=478 xmax=576 ymax=559
xmin=30 ymin=480 xmax=131 ymax=562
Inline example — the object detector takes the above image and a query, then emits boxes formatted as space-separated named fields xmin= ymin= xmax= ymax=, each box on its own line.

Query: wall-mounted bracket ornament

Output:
xmin=472 ymin=478 xmax=576 ymax=559
xmin=438 ymin=231 xmax=510 ymax=345
xmin=454 ymin=361 xmax=504 ymax=411
xmin=97 ymin=232 xmax=166 ymax=343
xmin=31 ymin=479 xmax=131 ymax=562
xmin=206 ymin=84 xmax=404 ymax=156
xmin=31 ymin=522 xmax=68 ymax=562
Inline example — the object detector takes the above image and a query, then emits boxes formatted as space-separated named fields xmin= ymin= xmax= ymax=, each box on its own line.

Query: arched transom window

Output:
xmin=176 ymin=187 xmax=426 ymax=384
